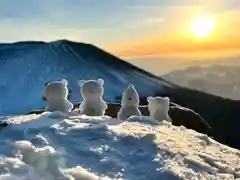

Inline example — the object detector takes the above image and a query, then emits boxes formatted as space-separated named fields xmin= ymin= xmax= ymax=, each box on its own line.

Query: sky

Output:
xmin=0 ymin=0 xmax=240 ymax=60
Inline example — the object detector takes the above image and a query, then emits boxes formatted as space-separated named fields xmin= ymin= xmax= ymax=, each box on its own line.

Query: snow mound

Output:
xmin=0 ymin=113 xmax=239 ymax=180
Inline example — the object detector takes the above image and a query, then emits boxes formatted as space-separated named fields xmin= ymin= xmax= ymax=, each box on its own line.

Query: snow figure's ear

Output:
xmin=128 ymin=84 xmax=134 ymax=89
xmin=60 ymin=79 xmax=68 ymax=86
xmin=163 ymin=97 xmax=170 ymax=104
xmin=97 ymin=78 xmax=104 ymax=86
xmin=147 ymin=96 xmax=154 ymax=103
xmin=78 ymin=80 xmax=86 ymax=87
xmin=45 ymin=81 xmax=50 ymax=87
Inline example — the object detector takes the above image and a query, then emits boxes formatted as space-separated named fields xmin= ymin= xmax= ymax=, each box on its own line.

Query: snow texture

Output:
xmin=0 ymin=113 xmax=239 ymax=180
xmin=117 ymin=85 xmax=142 ymax=120
xmin=147 ymin=96 xmax=171 ymax=122
xmin=0 ymin=40 xmax=173 ymax=115
xmin=78 ymin=79 xmax=108 ymax=116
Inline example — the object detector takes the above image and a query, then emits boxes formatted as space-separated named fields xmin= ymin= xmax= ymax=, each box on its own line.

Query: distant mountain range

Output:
xmin=0 ymin=39 xmax=240 ymax=149
xmin=162 ymin=65 xmax=240 ymax=100
xmin=129 ymin=54 xmax=240 ymax=75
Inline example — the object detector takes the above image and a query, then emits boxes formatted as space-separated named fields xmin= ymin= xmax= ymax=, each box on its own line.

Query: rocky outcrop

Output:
xmin=0 ymin=121 xmax=8 ymax=130
xmin=168 ymin=103 xmax=213 ymax=137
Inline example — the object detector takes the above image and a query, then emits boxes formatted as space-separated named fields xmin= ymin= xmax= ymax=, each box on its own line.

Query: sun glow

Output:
xmin=190 ymin=16 xmax=216 ymax=38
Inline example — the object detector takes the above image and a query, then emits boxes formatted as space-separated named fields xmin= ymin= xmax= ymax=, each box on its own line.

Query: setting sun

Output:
xmin=190 ymin=16 xmax=216 ymax=38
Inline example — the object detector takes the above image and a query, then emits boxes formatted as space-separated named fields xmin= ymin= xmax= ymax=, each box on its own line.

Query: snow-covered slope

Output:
xmin=0 ymin=40 xmax=173 ymax=115
xmin=0 ymin=113 xmax=239 ymax=180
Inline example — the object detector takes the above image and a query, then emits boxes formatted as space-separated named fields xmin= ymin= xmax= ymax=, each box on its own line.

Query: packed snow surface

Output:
xmin=0 ymin=112 xmax=239 ymax=180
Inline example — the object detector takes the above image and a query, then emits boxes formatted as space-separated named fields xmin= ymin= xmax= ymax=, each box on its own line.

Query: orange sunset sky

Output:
xmin=0 ymin=0 xmax=239 ymax=61
xmin=105 ymin=4 xmax=240 ymax=59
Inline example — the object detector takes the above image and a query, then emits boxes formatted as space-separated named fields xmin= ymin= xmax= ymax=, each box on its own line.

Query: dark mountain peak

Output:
xmin=0 ymin=39 xmax=174 ymax=115
xmin=53 ymin=40 xmax=174 ymax=84
xmin=50 ymin=39 xmax=89 ymax=46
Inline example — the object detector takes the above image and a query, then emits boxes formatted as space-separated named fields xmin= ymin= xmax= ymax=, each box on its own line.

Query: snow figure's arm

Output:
xmin=117 ymin=110 xmax=121 ymax=120
xmin=79 ymin=101 xmax=85 ymax=112
xmin=168 ymin=116 xmax=172 ymax=122
xmin=102 ymin=101 xmax=108 ymax=110
xmin=137 ymin=108 xmax=142 ymax=116
xmin=45 ymin=104 xmax=50 ymax=111
xmin=117 ymin=107 xmax=125 ymax=120
xmin=67 ymin=101 xmax=74 ymax=111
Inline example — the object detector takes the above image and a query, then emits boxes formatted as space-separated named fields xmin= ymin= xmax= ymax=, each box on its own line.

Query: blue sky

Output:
xmin=0 ymin=0 xmax=160 ymax=44
xmin=0 ymin=0 xmax=239 ymax=53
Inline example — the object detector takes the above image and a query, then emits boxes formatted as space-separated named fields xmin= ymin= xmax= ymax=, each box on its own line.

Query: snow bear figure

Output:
xmin=147 ymin=96 xmax=171 ymax=122
xmin=44 ymin=79 xmax=73 ymax=113
xmin=117 ymin=84 xmax=142 ymax=120
xmin=78 ymin=78 xmax=107 ymax=116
